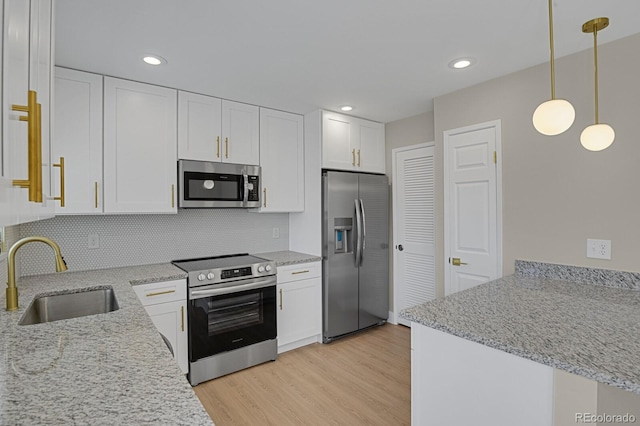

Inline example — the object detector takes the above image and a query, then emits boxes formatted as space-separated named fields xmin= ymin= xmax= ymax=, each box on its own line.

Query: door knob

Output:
xmin=450 ymin=257 xmax=468 ymax=266
xmin=397 ymin=244 xmax=404 ymax=251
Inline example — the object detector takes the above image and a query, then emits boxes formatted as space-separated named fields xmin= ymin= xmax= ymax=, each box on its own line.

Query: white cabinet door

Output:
xmin=276 ymin=262 xmax=322 ymax=353
xmin=103 ymin=77 xmax=177 ymax=214
xmin=256 ymin=108 xmax=304 ymax=212
xmin=52 ymin=67 xmax=103 ymax=214
xmin=221 ymin=99 xmax=259 ymax=165
xmin=145 ymin=300 xmax=188 ymax=374
xmin=322 ymin=111 xmax=355 ymax=171
xmin=177 ymin=91 xmax=222 ymax=162
xmin=357 ymin=119 xmax=385 ymax=174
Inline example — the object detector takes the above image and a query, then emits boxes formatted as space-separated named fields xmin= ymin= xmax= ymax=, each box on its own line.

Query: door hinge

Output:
xmin=493 ymin=151 xmax=497 ymax=164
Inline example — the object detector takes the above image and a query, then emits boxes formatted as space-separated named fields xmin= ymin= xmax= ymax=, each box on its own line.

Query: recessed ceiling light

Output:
xmin=340 ymin=105 xmax=354 ymax=112
xmin=143 ymin=55 xmax=167 ymax=65
xmin=448 ymin=57 xmax=475 ymax=70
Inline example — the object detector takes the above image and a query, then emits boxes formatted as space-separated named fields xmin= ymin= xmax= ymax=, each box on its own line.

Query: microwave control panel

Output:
xmin=247 ymin=175 xmax=259 ymax=201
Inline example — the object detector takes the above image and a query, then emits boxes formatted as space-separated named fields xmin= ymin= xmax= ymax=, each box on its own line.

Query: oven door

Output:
xmin=188 ymin=277 xmax=277 ymax=361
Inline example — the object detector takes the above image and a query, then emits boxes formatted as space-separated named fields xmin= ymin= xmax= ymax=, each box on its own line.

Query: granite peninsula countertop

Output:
xmin=255 ymin=250 xmax=321 ymax=266
xmin=400 ymin=261 xmax=640 ymax=395
xmin=0 ymin=263 xmax=213 ymax=426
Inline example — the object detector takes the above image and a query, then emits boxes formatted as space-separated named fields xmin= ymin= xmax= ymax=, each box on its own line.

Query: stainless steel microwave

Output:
xmin=178 ymin=160 xmax=261 ymax=208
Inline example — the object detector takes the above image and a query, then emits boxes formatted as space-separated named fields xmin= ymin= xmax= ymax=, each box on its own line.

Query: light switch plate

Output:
xmin=587 ymin=239 xmax=611 ymax=260
xmin=272 ymin=227 xmax=280 ymax=239
xmin=88 ymin=234 xmax=100 ymax=249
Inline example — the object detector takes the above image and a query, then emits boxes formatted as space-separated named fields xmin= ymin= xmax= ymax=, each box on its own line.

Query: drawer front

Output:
xmin=133 ymin=279 xmax=187 ymax=306
xmin=277 ymin=261 xmax=321 ymax=284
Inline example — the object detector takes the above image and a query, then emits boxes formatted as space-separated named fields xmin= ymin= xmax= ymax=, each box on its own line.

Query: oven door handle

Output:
xmin=189 ymin=278 xmax=276 ymax=299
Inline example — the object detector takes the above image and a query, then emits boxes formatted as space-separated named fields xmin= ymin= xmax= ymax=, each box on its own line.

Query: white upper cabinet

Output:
xmin=322 ymin=110 xmax=385 ymax=174
xmin=103 ymin=77 xmax=177 ymax=214
xmin=1 ymin=0 xmax=54 ymax=227
xmin=178 ymin=92 xmax=259 ymax=165
xmin=177 ymin=91 xmax=222 ymax=162
xmin=255 ymin=108 xmax=304 ymax=212
xmin=52 ymin=67 xmax=103 ymax=214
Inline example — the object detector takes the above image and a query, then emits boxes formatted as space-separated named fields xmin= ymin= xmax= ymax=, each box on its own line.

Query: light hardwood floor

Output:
xmin=194 ymin=324 xmax=411 ymax=426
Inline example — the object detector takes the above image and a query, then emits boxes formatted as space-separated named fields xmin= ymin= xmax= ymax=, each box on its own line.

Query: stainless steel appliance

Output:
xmin=322 ymin=170 xmax=389 ymax=342
xmin=172 ymin=254 xmax=277 ymax=386
xmin=178 ymin=159 xmax=261 ymax=208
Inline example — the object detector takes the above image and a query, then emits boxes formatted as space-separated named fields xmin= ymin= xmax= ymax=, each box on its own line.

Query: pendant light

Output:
xmin=532 ymin=0 xmax=575 ymax=136
xmin=580 ymin=17 xmax=615 ymax=151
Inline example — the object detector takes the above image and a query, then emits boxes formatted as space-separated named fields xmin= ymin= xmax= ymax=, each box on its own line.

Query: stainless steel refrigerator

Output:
xmin=322 ymin=170 xmax=389 ymax=342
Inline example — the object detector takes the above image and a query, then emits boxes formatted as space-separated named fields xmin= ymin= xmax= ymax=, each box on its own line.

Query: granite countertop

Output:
xmin=0 ymin=263 xmax=213 ymax=426
xmin=400 ymin=262 xmax=640 ymax=395
xmin=255 ymin=250 xmax=321 ymax=266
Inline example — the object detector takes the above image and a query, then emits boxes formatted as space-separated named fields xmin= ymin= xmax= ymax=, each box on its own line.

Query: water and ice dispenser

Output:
xmin=333 ymin=218 xmax=353 ymax=254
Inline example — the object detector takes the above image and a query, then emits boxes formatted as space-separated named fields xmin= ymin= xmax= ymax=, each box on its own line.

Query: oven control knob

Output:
xmin=197 ymin=273 xmax=206 ymax=281
xmin=207 ymin=272 xmax=215 ymax=280
xmin=257 ymin=265 xmax=265 ymax=273
xmin=265 ymin=265 xmax=272 ymax=272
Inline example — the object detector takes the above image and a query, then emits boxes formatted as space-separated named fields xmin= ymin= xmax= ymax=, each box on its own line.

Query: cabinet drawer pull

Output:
xmin=181 ymin=306 xmax=185 ymax=331
xmin=225 ymin=137 xmax=229 ymax=159
xmin=352 ymin=149 xmax=356 ymax=166
xmin=94 ymin=182 xmax=99 ymax=208
xmin=291 ymin=270 xmax=310 ymax=275
xmin=146 ymin=289 xmax=176 ymax=297
xmin=11 ymin=90 xmax=40 ymax=202
xmin=53 ymin=157 xmax=65 ymax=207
xmin=357 ymin=149 xmax=361 ymax=167
xmin=279 ymin=288 xmax=283 ymax=310
xmin=216 ymin=136 xmax=220 ymax=158
xmin=263 ymin=188 xmax=267 ymax=208
xmin=171 ymin=184 xmax=175 ymax=208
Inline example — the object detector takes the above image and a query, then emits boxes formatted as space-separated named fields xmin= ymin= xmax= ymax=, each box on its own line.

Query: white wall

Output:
xmin=17 ymin=210 xmax=289 ymax=276
xmin=433 ymin=33 xmax=640 ymax=295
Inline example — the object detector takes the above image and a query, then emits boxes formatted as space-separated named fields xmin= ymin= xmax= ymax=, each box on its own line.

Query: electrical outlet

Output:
xmin=587 ymin=239 xmax=611 ymax=260
xmin=88 ymin=234 xmax=100 ymax=249
xmin=272 ymin=227 xmax=280 ymax=239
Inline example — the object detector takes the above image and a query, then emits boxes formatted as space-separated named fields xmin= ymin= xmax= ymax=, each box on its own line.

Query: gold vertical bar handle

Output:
xmin=225 ymin=137 xmax=229 ymax=159
xmin=11 ymin=90 xmax=38 ymax=201
xmin=263 ymin=188 xmax=267 ymax=208
xmin=35 ymin=103 xmax=43 ymax=202
xmin=279 ymin=288 xmax=283 ymax=310
xmin=181 ymin=306 xmax=185 ymax=332
xmin=216 ymin=136 xmax=220 ymax=158
xmin=357 ymin=149 xmax=361 ymax=167
xmin=94 ymin=182 xmax=99 ymax=209
xmin=171 ymin=184 xmax=175 ymax=208
xmin=352 ymin=149 xmax=356 ymax=166
xmin=53 ymin=157 xmax=65 ymax=207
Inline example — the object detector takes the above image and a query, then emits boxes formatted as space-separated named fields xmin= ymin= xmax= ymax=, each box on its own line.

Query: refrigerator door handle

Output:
xmin=359 ymin=199 xmax=366 ymax=266
xmin=354 ymin=199 xmax=362 ymax=266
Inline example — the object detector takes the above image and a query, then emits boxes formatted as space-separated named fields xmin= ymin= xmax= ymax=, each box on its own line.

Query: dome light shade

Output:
xmin=580 ymin=123 xmax=615 ymax=151
xmin=532 ymin=99 xmax=576 ymax=136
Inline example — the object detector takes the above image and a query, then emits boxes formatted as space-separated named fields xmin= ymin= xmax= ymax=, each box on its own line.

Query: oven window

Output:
xmin=207 ymin=292 xmax=262 ymax=335
xmin=184 ymin=172 xmax=241 ymax=201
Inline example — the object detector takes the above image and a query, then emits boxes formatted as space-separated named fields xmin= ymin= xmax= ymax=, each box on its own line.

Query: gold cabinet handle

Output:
xmin=35 ymin=103 xmax=43 ymax=202
xmin=352 ymin=149 xmax=356 ymax=166
xmin=53 ymin=157 xmax=65 ymax=207
xmin=450 ymin=257 xmax=468 ymax=266
xmin=171 ymin=184 xmax=175 ymax=208
xmin=263 ymin=188 xmax=267 ymax=208
xmin=279 ymin=288 xmax=283 ymax=310
xmin=94 ymin=182 xmax=99 ymax=208
xmin=357 ymin=149 xmax=361 ymax=167
xmin=291 ymin=270 xmax=310 ymax=275
xmin=225 ymin=137 xmax=229 ymax=159
xmin=216 ymin=136 xmax=220 ymax=158
xmin=181 ymin=306 xmax=185 ymax=332
xmin=146 ymin=289 xmax=176 ymax=297
xmin=11 ymin=90 xmax=39 ymax=202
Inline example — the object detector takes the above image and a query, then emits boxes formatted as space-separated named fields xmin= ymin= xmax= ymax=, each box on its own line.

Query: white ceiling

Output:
xmin=55 ymin=0 xmax=640 ymax=123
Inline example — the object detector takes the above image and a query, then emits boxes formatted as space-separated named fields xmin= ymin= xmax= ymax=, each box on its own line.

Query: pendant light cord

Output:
xmin=593 ymin=29 xmax=599 ymax=124
xmin=548 ymin=0 xmax=556 ymax=99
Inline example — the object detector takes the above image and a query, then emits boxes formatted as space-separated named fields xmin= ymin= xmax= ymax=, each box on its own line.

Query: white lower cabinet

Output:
xmin=134 ymin=279 xmax=188 ymax=374
xmin=276 ymin=261 xmax=321 ymax=353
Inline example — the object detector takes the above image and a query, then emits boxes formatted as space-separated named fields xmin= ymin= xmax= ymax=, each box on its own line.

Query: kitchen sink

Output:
xmin=19 ymin=287 xmax=119 ymax=325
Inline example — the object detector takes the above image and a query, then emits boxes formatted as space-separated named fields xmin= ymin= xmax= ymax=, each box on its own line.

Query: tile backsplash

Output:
xmin=18 ymin=210 xmax=289 ymax=276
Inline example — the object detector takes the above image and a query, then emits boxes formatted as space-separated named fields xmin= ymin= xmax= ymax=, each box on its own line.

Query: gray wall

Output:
xmin=433 ymin=32 xmax=640 ymax=295
xmin=17 ymin=210 xmax=289 ymax=276
xmin=385 ymin=111 xmax=434 ymax=309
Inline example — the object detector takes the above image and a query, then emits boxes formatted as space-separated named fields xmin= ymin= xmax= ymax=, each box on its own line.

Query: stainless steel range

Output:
xmin=172 ymin=254 xmax=277 ymax=386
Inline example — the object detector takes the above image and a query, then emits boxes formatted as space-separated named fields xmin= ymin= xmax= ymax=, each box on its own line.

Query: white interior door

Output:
xmin=444 ymin=121 xmax=502 ymax=296
xmin=393 ymin=143 xmax=435 ymax=326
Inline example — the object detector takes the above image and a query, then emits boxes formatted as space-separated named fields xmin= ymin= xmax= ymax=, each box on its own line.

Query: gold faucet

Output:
xmin=6 ymin=236 xmax=68 ymax=311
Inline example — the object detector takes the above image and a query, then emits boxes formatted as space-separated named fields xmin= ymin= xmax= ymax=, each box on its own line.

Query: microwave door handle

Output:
xmin=242 ymin=174 xmax=249 ymax=206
